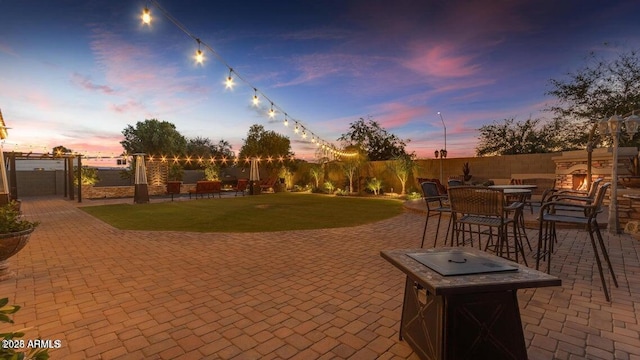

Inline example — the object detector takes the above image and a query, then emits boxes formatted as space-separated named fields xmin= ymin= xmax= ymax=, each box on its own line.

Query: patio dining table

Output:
xmin=488 ymin=184 xmax=537 ymax=190
xmin=448 ymin=186 xmax=531 ymax=265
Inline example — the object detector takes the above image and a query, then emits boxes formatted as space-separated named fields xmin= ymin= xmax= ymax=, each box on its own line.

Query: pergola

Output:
xmin=3 ymin=151 xmax=84 ymax=203
xmin=0 ymin=109 xmax=84 ymax=203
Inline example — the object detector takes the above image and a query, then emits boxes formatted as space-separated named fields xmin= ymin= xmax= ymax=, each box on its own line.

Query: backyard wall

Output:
xmin=317 ymin=152 xmax=558 ymax=194
xmin=14 ymin=153 xmax=558 ymax=197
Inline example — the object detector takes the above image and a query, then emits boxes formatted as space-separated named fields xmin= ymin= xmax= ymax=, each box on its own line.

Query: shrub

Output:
xmin=323 ymin=181 xmax=335 ymax=194
xmin=0 ymin=201 xmax=39 ymax=234
xmin=73 ymin=166 xmax=100 ymax=186
xmin=204 ymin=164 xmax=220 ymax=181
xmin=366 ymin=178 xmax=382 ymax=195
xmin=168 ymin=164 xmax=184 ymax=181
xmin=0 ymin=297 xmax=50 ymax=359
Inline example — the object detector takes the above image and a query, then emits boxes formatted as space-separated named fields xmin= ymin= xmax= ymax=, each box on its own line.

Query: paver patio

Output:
xmin=0 ymin=196 xmax=638 ymax=359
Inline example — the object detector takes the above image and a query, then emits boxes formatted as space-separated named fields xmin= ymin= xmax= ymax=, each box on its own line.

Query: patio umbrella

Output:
xmin=0 ymin=146 xmax=8 ymax=204
xmin=249 ymin=157 xmax=260 ymax=195
xmin=133 ymin=153 xmax=149 ymax=204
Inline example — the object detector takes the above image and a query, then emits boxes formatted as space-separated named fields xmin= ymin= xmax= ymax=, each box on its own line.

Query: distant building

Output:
xmin=15 ymin=159 xmax=66 ymax=171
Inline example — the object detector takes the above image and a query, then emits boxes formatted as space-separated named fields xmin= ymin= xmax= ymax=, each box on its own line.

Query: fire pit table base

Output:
xmin=381 ymin=248 xmax=561 ymax=360
xmin=401 ymin=277 xmax=526 ymax=360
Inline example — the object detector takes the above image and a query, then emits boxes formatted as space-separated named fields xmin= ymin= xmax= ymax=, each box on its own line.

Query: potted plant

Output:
xmin=462 ymin=162 xmax=472 ymax=184
xmin=0 ymin=201 xmax=39 ymax=281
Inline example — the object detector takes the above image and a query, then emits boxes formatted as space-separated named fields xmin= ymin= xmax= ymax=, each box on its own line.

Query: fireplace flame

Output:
xmin=576 ymin=178 xmax=588 ymax=191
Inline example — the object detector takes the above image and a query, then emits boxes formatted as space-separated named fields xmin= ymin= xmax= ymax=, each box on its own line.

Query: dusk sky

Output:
xmin=2 ymin=0 xmax=640 ymax=163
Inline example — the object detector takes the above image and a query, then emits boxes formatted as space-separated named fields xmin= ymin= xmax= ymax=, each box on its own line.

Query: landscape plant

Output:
xmin=203 ymin=164 xmax=220 ymax=181
xmin=366 ymin=178 xmax=382 ymax=195
xmin=323 ymin=181 xmax=335 ymax=194
xmin=387 ymin=153 xmax=416 ymax=195
xmin=462 ymin=162 xmax=472 ymax=183
xmin=309 ymin=165 xmax=324 ymax=190
xmin=278 ymin=166 xmax=293 ymax=190
xmin=73 ymin=166 xmax=100 ymax=186
xmin=0 ymin=202 xmax=39 ymax=234
xmin=167 ymin=163 xmax=184 ymax=182
xmin=0 ymin=297 xmax=50 ymax=360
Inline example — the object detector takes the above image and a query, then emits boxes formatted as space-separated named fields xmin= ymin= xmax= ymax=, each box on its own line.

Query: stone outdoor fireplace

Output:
xmin=573 ymin=174 xmax=587 ymax=191
xmin=553 ymin=147 xmax=640 ymax=232
xmin=553 ymin=147 xmax=638 ymax=190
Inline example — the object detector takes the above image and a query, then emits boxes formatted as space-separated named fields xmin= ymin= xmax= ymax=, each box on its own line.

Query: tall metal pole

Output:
xmin=437 ymin=112 xmax=446 ymax=184
xmin=609 ymin=131 xmax=619 ymax=234
xmin=438 ymin=112 xmax=447 ymax=153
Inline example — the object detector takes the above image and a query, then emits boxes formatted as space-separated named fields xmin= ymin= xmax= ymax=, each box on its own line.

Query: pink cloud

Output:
xmin=274 ymin=53 xmax=376 ymax=87
xmin=0 ymin=42 xmax=17 ymax=57
xmin=87 ymin=27 xmax=209 ymax=115
xmin=402 ymin=43 xmax=481 ymax=79
xmin=110 ymin=100 xmax=145 ymax=113
xmin=71 ymin=73 xmax=115 ymax=94
xmin=374 ymin=102 xmax=430 ymax=128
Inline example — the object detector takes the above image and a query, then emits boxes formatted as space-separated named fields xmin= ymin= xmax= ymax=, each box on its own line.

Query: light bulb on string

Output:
xmin=225 ymin=69 xmax=234 ymax=89
xmin=195 ymin=39 xmax=204 ymax=64
xmin=294 ymin=122 xmax=299 ymax=134
xmin=135 ymin=3 xmax=361 ymax=160
xmin=283 ymin=114 xmax=289 ymax=127
xmin=268 ymin=103 xmax=275 ymax=118
xmin=141 ymin=6 xmax=151 ymax=25
xmin=252 ymin=88 xmax=259 ymax=106
xmin=302 ymin=130 xmax=307 ymax=139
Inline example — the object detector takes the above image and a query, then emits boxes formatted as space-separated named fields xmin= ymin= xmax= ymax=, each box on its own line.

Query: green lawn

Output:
xmin=80 ymin=192 xmax=404 ymax=232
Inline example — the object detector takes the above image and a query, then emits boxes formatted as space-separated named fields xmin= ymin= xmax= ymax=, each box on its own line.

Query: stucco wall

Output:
xmin=13 ymin=153 xmax=557 ymax=197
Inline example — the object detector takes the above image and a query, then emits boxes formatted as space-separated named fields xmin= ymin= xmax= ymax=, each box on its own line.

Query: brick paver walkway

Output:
xmin=0 ymin=196 xmax=638 ymax=359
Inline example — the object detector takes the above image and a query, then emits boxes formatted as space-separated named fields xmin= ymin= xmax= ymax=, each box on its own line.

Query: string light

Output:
xmin=141 ymin=7 xmax=151 ymax=25
xmin=294 ymin=122 xmax=299 ymax=134
xmin=252 ymin=88 xmax=259 ymax=106
xmin=225 ymin=69 xmax=234 ymax=89
xmin=139 ymin=1 xmax=356 ymax=158
xmin=268 ymin=103 xmax=275 ymax=118
xmin=283 ymin=114 xmax=289 ymax=127
xmin=194 ymin=39 xmax=204 ymax=64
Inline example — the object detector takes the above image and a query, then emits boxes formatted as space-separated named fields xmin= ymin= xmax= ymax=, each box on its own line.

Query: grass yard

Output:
xmin=80 ymin=192 xmax=404 ymax=232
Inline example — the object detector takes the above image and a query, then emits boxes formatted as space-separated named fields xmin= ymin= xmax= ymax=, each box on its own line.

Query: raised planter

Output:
xmin=0 ymin=226 xmax=35 ymax=281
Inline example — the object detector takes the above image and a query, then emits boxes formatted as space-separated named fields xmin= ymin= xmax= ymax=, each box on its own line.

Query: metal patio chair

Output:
xmin=536 ymin=182 xmax=617 ymax=301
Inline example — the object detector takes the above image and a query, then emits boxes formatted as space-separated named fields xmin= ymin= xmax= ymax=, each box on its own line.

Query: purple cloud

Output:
xmin=71 ymin=73 xmax=115 ymax=94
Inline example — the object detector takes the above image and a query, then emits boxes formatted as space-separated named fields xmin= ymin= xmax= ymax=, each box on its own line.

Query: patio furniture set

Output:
xmin=418 ymin=177 xmax=616 ymax=300
xmin=165 ymin=179 xmax=249 ymax=200
xmin=165 ymin=177 xmax=283 ymax=200
xmin=381 ymin=177 xmax=617 ymax=359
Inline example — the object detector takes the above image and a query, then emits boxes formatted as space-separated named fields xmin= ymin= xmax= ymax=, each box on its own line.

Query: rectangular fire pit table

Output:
xmin=380 ymin=247 xmax=561 ymax=360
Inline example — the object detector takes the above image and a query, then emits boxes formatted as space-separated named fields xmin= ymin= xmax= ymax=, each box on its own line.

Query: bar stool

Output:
xmin=537 ymin=182 xmax=617 ymax=301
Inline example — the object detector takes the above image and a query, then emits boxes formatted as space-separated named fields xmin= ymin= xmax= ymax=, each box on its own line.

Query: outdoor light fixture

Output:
xmin=195 ymin=39 xmax=204 ymax=64
xmin=294 ymin=123 xmax=299 ymax=134
xmin=283 ymin=114 xmax=289 ymax=127
xmin=225 ymin=69 xmax=234 ymax=89
xmin=598 ymin=111 xmax=640 ymax=234
xmin=252 ymin=88 xmax=259 ymax=106
xmin=141 ymin=7 xmax=151 ymax=24
xmin=268 ymin=103 xmax=275 ymax=118
xmin=135 ymin=2 xmax=357 ymax=160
